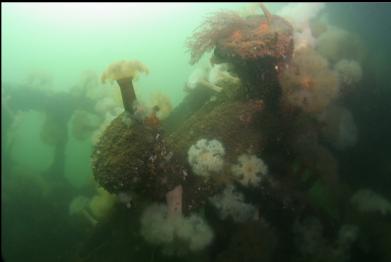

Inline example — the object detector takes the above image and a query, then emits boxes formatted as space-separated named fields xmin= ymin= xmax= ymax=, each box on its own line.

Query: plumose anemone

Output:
xmin=231 ymin=153 xmax=268 ymax=187
xmin=187 ymin=138 xmax=225 ymax=177
xmin=209 ymin=185 xmax=258 ymax=222
xmin=101 ymin=60 xmax=149 ymax=113
xmin=334 ymin=59 xmax=362 ymax=88
xmin=140 ymin=203 xmax=214 ymax=255
xmin=279 ymin=47 xmax=339 ymax=113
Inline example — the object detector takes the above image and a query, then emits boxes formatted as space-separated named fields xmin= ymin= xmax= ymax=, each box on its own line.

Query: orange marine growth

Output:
xmin=144 ymin=105 xmax=161 ymax=129
xmin=230 ymin=30 xmax=243 ymax=42
xmin=300 ymin=75 xmax=315 ymax=90
xmin=257 ymin=21 xmax=269 ymax=34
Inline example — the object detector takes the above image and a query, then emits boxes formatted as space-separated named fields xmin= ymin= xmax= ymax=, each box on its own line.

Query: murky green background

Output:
xmin=2 ymin=3 xmax=391 ymax=262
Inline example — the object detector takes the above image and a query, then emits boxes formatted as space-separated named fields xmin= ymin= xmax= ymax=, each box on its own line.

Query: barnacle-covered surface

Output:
xmin=167 ymin=100 xmax=268 ymax=162
xmin=91 ymin=115 xmax=180 ymax=200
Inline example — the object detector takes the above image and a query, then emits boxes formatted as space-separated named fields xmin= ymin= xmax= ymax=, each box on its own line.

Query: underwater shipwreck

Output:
xmin=86 ymin=4 xmax=377 ymax=261
xmin=3 ymin=3 xmax=391 ymax=262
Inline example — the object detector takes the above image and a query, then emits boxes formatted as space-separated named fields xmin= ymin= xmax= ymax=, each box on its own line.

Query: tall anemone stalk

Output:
xmin=101 ymin=60 xmax=149 ymax=114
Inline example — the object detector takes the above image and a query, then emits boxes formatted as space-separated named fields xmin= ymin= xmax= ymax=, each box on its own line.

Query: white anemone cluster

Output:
xmin=188 ymin=139 xmax=225 ymax=177
xmin=334 ymin=59 xmax=362 ymax=87
xmin=140 ymin=204 xmax=214 ymax=255
xmin=231 ymin=154 xmax=268 ymax=187
xmin=209 ymin=185 xmax=257 ymax=223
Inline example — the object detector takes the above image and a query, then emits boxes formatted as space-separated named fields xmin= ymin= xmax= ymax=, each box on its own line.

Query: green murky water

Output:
xmin=2 ymin=3 xmax=391 ymax=262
